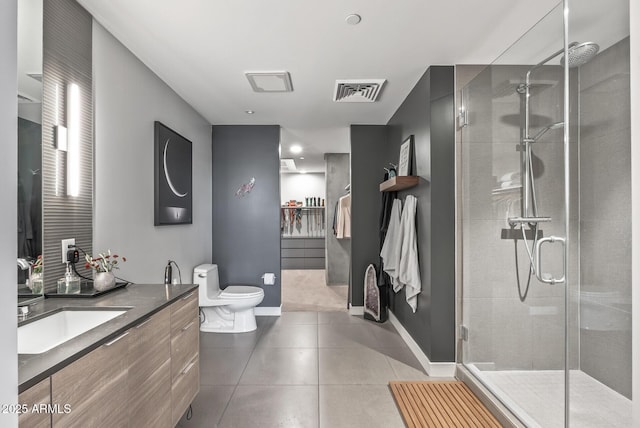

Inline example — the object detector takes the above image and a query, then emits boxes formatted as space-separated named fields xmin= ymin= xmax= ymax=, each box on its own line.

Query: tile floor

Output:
xmin=280 ymin=270 xmax=348 ymax=312
xmin=177 ymin=311 xmax=440 ymax=428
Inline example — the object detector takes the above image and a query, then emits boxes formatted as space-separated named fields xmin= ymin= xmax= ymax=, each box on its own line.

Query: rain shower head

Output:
xmin=560 ymin=42 xmax=600 ymax=68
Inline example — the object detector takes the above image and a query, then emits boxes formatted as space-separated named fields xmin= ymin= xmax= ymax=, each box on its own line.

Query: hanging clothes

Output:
xmin=380 ymin=198 xmax=403 ymax=289
xmin=398 ymin=195 xmax=421 ymax=312
xmin=336 ymin=194 xmax=351 ymax=239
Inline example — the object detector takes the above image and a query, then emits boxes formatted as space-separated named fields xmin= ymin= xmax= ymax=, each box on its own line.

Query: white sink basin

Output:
xmin=18 ymin=309 xmax=127 ymax=354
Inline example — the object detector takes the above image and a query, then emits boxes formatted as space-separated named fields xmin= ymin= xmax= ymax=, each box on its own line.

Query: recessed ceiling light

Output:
xmin=345 ymin=14 xmax=361 ymax=25
xmin=299 ymin=170 xmax=307 ymax=174
xmin=245 ymin=110 xmax=254 ymax=114
xmin=290 ymin=145 xmax=302 ymax=154
xmin=299 ymin=157 xmax=304 ymax=160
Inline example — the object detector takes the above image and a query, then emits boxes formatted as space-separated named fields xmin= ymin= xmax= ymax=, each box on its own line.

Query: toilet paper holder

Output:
xmin=261 ymin=273 xmax=276 ymax=285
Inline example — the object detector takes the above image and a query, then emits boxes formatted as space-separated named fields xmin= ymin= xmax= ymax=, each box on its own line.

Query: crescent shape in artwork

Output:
xmin=163 ymin=138 xmax=188 ymax=198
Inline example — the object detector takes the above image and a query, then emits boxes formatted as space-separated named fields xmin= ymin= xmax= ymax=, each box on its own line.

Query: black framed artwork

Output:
xmin=154 ymin=121 xmax=192 ymax=225
xmin=398 ymin=135 xmax=414 ymax=176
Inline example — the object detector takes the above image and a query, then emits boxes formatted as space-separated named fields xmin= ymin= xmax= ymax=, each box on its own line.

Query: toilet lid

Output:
xmin=219 ymin=285 xmax=264 ymax=299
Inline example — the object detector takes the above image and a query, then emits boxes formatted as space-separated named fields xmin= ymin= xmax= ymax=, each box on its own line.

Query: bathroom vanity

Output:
xmin=17 ymin=284 xmax=199 ymax=427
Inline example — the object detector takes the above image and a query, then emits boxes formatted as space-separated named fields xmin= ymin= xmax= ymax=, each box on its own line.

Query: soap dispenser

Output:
xmin=57 ymin=262 xmax=81 ymax=294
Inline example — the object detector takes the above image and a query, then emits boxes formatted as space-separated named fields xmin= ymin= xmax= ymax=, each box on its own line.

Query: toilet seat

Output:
xmin=219 ymin=285 xmax=264 ymax=299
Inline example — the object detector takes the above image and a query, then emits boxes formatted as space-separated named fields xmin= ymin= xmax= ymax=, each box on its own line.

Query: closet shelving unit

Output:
xmin=379 ymin=176 xmax=419 ymax=192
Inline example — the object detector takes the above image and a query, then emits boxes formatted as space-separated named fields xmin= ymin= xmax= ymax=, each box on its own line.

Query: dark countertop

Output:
xmin=18 ymin=283 xmax=198 ymax=393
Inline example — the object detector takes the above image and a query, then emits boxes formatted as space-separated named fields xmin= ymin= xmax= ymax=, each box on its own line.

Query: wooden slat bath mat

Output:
xmin=389 ymin=381 xmax=502 ymax=428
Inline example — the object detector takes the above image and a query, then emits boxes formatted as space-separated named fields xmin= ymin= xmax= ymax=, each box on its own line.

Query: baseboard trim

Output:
xmin=255 ymin=306 xmax=282 ymax=316
xmin=348 ymin=305 xmax=364 ymax=315
xmin=388 ymin=310 xmax=456 ymax=378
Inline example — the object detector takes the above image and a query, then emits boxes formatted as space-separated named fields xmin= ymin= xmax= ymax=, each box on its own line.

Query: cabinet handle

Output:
xmin=182 ymin=321 xmax=195 ymax=332
xmin=135 ymin=318 xmax=152 ymax=329
xmin=182 ymin=292 xmax=194 ymax=300
xmin=104 ymin=331 xmax=129 ymax=347
xmin=182 ymin=360 xmax=197 ymax=375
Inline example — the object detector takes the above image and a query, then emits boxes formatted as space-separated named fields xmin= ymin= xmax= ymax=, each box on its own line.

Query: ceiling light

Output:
xmin=245 ymin=110 xmax=254 ymax=114
xmin=299 ymin=170 xmax=307 ymax=174
xmin=299 ymin=157 xmax=304 ymax=160
xmin=345 ymin=14 xmax=361 ymax=25
xmin=245 ymin=72 xmax=293 ymax=92
xmin=290 ymin=145 xmax=302 ymax=154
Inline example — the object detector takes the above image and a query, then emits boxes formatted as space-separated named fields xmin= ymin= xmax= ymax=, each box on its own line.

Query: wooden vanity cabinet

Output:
xmin=18 ymin=378 xmax=51 ymax=428
xmin=24 ymin=290 xmax=199 ymax=428
xmin=170 ymin=291 xmax=200 ymax=426
xmin=128 ymin=307 xmax=172 ymax=428
xmin=51 ymin=328 xmax=130 ymax=427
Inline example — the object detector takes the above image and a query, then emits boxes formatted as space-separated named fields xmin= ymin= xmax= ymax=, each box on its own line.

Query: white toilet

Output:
xmin=194 ymin=264 xmax=264 ymax=333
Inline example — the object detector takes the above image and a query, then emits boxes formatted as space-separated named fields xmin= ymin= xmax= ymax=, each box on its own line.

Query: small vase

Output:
xmin=94 ymin=271 xmax=116 ymax=291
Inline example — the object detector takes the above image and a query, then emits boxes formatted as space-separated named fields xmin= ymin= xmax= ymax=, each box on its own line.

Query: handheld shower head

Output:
xmin=561 ymin=42 xmax=600 ymax=68
xmin=526 ymin=122 xmax=564 ymax=143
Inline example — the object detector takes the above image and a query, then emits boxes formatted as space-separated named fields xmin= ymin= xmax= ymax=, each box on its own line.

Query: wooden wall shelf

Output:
xmin=380 ymin=176 xmax=419 ymax=192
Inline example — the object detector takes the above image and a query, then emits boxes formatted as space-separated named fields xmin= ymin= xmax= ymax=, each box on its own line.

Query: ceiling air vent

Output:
xmin=333 ymin=79 xmax=386 ymax=102
xmin=280 ymin=158 xmax=297 ymax=172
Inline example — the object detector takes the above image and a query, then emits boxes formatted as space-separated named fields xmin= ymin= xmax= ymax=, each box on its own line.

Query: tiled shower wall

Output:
xmin=460 ymin=62 xmax=580 ymax=371
xmin=578 ymin=37 xmax=631 ymax=398
xmin=460 ymin=36 xmax=632 ymax=399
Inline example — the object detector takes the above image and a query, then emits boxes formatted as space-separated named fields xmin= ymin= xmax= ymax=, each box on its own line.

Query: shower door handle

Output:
xmin=534 ymin=236 xmax=566 ymax=284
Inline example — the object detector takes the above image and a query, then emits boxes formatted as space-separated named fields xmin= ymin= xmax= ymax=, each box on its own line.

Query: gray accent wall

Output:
xmin=0 ymin=0 xmax=18 ymax=423
xmin=212 ymin=126 xmax=281 ymax=307
xmin=93 ymin=23 xmax=212 ymax=283
xmin=386 ymin=66 xmax=456 ymax=362
xmin=324 ymin=153 xmax=350 ymax=285
xmin=350 ymin=125 xmax=388 ymax=307
xmin=42 ymin=0 xmax=93 ymax=290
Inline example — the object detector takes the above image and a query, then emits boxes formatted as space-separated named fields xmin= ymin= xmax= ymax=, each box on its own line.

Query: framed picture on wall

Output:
xmin=398 ymin=135 xmax=414 ymax=176
xmin=154 ymin=121 xmax=193 ymax=225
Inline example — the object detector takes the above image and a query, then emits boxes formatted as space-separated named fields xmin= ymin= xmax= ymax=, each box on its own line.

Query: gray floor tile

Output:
xmin=381 ymin=347 xmax=430 ymax=380
xmin=319 ymin=385 xmax=405 ymax=428
xmin=200 ymin=347 xmax=254 ymax=385
xmin=276 ymin=311 xmax=318 ymax=325
xmin=218 ymin=385 xmax=319 ymax=428
xmin=317 ymin=323 xmax=381 ymax=349
xmin=177 ymin=385 xmax=234 ymax=427
xmin=239 ymin=347 xmax=318 ymax=385
xmin=257 ymin=323 xmax=318 ymax=348
xmin=317 ymin=311 xmax=368 ymax=325
xmin=319 ymin=347 xmax=396 ymax=385
xmin=199 ymin=329 xmax=262 ymax=349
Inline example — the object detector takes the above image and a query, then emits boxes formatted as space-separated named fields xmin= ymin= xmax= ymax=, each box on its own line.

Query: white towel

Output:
xmin=380 ymin=199 xmax=403 ymax=289
xmin=398 ymin=195 xmax=421 ymax=312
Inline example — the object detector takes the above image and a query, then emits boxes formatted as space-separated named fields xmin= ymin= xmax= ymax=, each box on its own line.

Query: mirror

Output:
xmin=17 ymin=0 xmax=43 ymax=298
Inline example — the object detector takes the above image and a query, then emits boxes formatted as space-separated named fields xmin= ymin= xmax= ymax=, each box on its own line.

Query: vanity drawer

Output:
xmin=171 ymin=354 xmax=199 ymax=427
xmin=171 ymin=316 xmax=199 ymax=381
xmin=171 ymin=291 xmax=198 ymax=335
xmin=52 ymin=330 xmax=130 ymax=428
xmin=129 ymin=359 xmax=171 ymax=428
xmin=129 ymin=307 xmax=170 ymax=385
xmin=19 ymin=377 xmax=50 ymax=428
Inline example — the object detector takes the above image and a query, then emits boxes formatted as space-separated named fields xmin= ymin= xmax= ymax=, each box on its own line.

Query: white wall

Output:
xmin=93 ymin=23 xmax=212 ymax=284
xmin=280 ymin=173 xmax=325 ymax=205
xmin=631 ymin=0 xmax=639 ymax=423
xmin=0 ymin=0 xmax=19 ymax=425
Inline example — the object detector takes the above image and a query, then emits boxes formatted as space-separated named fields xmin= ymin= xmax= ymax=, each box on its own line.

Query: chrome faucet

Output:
xmin=17 ymin=258 xmax=30 ymax=270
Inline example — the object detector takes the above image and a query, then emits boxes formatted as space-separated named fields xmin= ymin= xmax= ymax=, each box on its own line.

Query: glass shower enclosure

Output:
xmin=459 ymin=0 xmax=631 ymax=426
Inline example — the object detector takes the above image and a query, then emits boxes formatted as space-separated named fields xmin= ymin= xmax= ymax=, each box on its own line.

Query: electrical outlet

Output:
xmin=61 ymin=238 xmax=76 ymax=263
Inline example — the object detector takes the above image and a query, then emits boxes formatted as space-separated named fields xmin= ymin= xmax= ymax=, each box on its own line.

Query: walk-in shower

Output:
xmin=460 ymin=1 xmax=632 ymax=426
xmin=507 ymin=41 xmax=599 ymax=301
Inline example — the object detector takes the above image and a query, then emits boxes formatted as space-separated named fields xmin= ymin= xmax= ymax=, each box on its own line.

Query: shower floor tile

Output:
xmin=476 ymin=369 xmax=632 ymax=428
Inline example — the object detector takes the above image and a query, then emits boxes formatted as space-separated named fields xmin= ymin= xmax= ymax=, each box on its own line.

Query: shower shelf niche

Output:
xmin=380 ymin=176 xmax=420 ymax=192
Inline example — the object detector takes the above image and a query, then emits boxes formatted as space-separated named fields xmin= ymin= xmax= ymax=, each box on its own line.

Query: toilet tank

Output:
xmin=193 ymin=264 xmax=221 ymax=303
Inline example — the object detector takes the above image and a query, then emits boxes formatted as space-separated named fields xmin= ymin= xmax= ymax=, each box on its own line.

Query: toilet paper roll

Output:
xmin=262 ymin=273 xmax=276 ymax=285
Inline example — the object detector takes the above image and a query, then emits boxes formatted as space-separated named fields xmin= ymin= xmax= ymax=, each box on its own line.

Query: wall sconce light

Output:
xmin=66 ymin=83 xmax=80 ymax=197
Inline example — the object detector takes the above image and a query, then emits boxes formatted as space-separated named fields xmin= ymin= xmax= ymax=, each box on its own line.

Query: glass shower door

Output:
xmin=460 ymin=3 xmax=570 ymax=427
